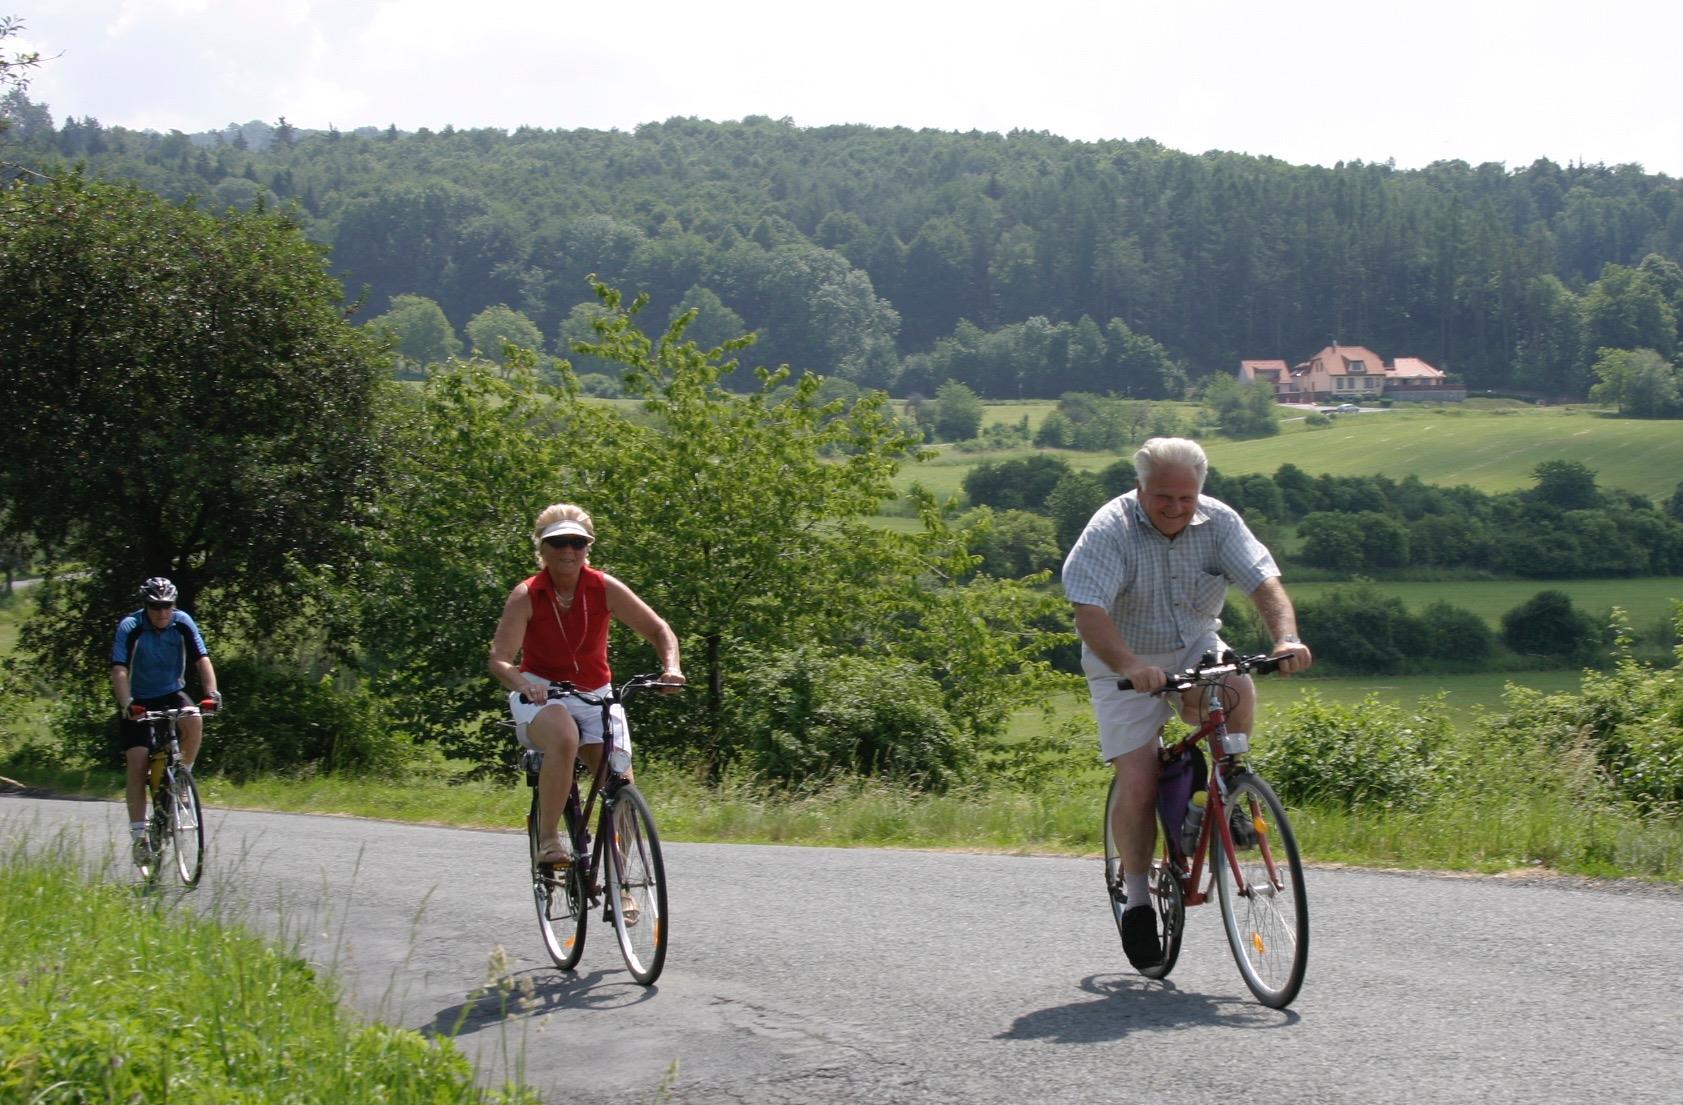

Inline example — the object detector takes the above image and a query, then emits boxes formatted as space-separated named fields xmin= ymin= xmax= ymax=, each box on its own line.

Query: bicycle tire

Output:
xmin=138 ymin=780 xmax=169 ymax=887
xmin=1212 ymin=772 xmax=1308 ymax=1008
xmin=529 ymin=793 xmax=587 ymax=970
xmin=605 ymin=783 xmax=667 ymax=985
xmin=1103 ymin=776 xmax=1183 ymax=978
xmin=169 ymin=768 xmax=205 ymax=887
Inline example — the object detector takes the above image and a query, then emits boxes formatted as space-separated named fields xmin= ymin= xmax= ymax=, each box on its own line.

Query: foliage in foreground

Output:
xmin=0 ymin=838 xmax=538 ymax=1105
xmin=1251 ymin=609 xmax=1683 ymax=875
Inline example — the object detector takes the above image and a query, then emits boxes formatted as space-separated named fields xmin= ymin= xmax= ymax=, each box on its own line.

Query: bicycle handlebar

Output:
xmin=129 ymin=699 xmax=220 ymax=722
xmin=1116 ymin=651 xmax=1285 ymax=694
xmin=519 ymin=672 xmax=681 ymax=707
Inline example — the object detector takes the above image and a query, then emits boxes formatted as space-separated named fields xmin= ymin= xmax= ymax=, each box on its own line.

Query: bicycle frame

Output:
xmin=519 ymin=673 xmax=674 ymax=982
xmin=130 ymin=702 xmax=212 ymax=886
xmin=1161 ymin=696 xmax=1276 ymax=907
xmin=527 ymin=677 xmax=646 ymax=885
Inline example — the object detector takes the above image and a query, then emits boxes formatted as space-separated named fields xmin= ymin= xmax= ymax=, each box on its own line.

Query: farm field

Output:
xmin=1208 ymin=405 xmax=1683 ymax=502
xmin=894 ymin=405 xmax=1683 ymax=506
xmin=1009 ymin=667 xmax=1592 ymax=750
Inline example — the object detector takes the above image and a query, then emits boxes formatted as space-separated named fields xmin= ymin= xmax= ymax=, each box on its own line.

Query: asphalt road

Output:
xmin=4 ymin=791 xmax=1681 ymax=1104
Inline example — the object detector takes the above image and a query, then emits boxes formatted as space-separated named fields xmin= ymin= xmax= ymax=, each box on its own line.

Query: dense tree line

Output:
xmin=6 ymin=102 xmax=1683 ymax=397
xmin=962 ymin=445 xmax=1683 ymax=582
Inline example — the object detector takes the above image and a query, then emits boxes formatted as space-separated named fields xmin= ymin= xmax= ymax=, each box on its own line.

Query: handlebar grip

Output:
xmin=198 ymin=698 xmax=219 ymax=714
xmin=1116 ymin=678 xmax=1134 ymax=692
xmin=1254 ymin=655 xmax=1284 ymax=676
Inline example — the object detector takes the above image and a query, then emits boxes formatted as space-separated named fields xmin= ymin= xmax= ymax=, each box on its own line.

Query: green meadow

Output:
xmin=907 ymin=403 xmax=1683 ymax=505
xmin=1208 ymin=404 xmax=1683 ymax=502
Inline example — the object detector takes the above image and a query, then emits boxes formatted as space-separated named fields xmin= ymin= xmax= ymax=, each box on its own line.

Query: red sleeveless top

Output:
xmin=520 ymin=567 xmax=611 ymax=687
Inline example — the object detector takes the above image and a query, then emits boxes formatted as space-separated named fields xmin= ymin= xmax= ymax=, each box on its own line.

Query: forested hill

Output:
xmin=7 ymin=106 xmax=1683 ymax=398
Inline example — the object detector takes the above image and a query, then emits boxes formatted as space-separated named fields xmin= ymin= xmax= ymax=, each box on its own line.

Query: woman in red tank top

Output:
xmin=488 ymin=504 xmax=685 ymax=865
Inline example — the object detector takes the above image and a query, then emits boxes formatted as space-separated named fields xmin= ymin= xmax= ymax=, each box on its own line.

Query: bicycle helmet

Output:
xmin=139 ymin=577 xmax=178 ymax=605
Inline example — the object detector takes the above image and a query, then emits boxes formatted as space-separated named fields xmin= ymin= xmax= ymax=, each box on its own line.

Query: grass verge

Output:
xmin=0 ymin=831 xmax=540 ymax=1105
xmin=7 ymin=753 xmax=1677 ymax=884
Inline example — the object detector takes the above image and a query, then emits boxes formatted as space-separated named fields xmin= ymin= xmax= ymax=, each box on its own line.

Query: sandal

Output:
xmin=536 ymin=842 xmax=572 ymax=867
xmin=619 ymin=894 xmax=640 ymax=926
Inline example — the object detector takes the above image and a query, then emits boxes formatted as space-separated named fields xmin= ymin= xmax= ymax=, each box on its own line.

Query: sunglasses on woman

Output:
xmin=543 ymin=535 xmax=592 ymax=550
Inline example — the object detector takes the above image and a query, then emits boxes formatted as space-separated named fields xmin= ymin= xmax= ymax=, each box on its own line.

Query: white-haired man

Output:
xmin=1062 ymin=437 xmax=1312 ymax=969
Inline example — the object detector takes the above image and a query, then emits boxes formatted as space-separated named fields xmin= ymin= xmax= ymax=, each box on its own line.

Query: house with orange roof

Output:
xmin=1238 ymin=344 xmax=1463 ymax=404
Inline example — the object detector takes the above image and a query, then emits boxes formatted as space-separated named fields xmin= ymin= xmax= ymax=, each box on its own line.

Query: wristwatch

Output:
xmin=1277 ymin=634 xmax=1302 ymax=645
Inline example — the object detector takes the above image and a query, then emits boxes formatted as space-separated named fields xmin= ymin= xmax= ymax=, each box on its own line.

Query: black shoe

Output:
xmin=1230 ymin=807 xmax=1258 ymax=847
xmin=1121 ymin=905 xmax=1163 ymax=969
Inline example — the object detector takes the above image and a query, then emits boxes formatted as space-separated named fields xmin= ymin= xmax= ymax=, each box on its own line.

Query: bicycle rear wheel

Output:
xmin=1103 ymin=776 xmax=1183 ymax=978
xmin=1212 ymin=772 xmax=1308 ymax=1008
xmin=169 ymin=768 xmax=205 ymax=887
xmin=529 ymin=794 xmax=587 ymax=970
xmin=605 ymin=783 xmax=667 ymax=985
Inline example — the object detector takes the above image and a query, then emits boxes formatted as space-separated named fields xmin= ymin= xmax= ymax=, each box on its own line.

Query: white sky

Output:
xmin=12 ymin=0 xmax=1683 ymax=176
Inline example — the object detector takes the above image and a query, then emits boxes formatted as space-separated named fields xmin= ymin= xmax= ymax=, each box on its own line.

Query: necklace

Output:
xmin=549 ymin=581 xmax=587 ymax=677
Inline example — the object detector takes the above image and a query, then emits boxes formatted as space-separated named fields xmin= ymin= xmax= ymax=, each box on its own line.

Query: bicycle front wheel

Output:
xmin=530 ymin=795 xmax=587 ymax=970
xmin=1212 ymin=772 xmax=1308 ymax=1008
xmin=169 ymin=768 xmax=205 ymax=887
xmin=1103 ymin=775 xmax=1183 ymax=978
xmin=605 ymin=783 xmax=667 ymax=985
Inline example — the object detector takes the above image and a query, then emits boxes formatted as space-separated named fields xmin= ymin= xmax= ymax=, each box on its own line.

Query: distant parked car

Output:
xmin=1334 ymin=403 xmax=1362 ymax=413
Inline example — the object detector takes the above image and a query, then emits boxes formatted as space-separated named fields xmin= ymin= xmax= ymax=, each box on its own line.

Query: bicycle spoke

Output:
xmin=530 ymin=793 xmax=587 ymax=970
xmin=1213 ymin=774 xmax=1308 ymax=1008
xmin=170 ymin=770 xmax=205 ymax=887
xmin=606 ymin=784 xmax=667 ymax=984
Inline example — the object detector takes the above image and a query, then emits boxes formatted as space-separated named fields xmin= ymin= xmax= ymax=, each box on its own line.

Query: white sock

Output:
xmin=1123 ymin=873 xmax=1151 ymax=909
xmin=130 ymin=821 xmax=148 ymax=837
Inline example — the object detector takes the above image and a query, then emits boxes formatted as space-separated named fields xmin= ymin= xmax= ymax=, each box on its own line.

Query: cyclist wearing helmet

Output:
xmin=111 ymin=576 xmax=220 ymax=864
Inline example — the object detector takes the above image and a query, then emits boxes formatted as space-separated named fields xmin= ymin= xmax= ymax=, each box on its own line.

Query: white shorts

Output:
xmin=1083 ymin=634 xmax=1226 ymax=762
xmin=507 ymin=682 xmax=611 ymax=751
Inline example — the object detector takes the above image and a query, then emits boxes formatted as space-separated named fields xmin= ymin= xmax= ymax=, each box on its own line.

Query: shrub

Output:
xmin=1253 ymin=691 xmax=1455 ymax=810
xmin=1417 ymin=601 xmax=1494 ymax=664
xmin=1501 ymin=590 xmax=1602 ymax=665
xmin=194 ymin=655 xmax=416 ymax=779
xmin=1296 ymin=583 xmax=1426 ymax=674
xmin=727 ymin=646 xmax=968 ymax=787
xmin=1487 ymin=619 xmax=1683 ymax=811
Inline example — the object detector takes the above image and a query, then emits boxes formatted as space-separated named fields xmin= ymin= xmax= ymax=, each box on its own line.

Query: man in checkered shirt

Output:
xmin=1062 ymin=437 xmax=1313 ymax=969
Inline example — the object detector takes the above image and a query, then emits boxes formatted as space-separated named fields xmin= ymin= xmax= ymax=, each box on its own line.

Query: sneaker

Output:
xmin=131 ymin=836 xmax=155 ymax=867
xmin=1121 ymin=905 xmax=1163 ymax=969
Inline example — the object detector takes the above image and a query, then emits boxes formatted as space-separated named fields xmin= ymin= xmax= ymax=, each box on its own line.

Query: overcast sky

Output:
xmin=13 ymin=0 xmax=1683 ymax=175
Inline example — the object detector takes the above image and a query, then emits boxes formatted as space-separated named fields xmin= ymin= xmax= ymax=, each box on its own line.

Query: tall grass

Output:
xmin=0 ymin=831 xmax=541 ymax=1105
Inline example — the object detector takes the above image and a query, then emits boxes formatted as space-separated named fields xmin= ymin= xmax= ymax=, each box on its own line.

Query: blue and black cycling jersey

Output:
xmin=110 ymin=608 xmax=210 ymax=700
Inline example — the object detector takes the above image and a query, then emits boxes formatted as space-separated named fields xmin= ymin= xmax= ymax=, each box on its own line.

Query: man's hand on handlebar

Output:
xmin=1271 ymin=639 xmax=1313 ymax=676
xmin=1119 ymin=662 xmax=1168 ymax=695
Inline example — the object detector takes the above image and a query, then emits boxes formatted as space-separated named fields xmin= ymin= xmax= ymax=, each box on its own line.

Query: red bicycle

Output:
xmin=1103 ymin=651 xmax=1309 ymax=1008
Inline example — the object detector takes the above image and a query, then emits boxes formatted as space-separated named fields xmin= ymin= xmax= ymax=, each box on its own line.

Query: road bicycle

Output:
xmin=1103 ymin=651 xmax=1309 ymax=1008
xmin=130 ymin=701 xmax=213 ymax=889
xmin=517 ymin=673 xmax=673 ymax=985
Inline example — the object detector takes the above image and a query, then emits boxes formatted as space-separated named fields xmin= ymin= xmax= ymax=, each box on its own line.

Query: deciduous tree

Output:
xmin=0 ymin=173 xmax=389 ymax=676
